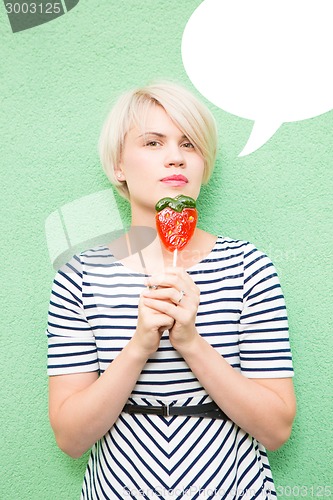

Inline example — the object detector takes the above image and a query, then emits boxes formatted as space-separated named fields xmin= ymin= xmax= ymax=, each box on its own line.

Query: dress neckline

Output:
xmin=107 ymin=235 xmax=222 ymax=277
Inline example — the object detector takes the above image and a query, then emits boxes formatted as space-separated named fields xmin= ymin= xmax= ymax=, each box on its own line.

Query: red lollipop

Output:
xmin=155 ymin=195 xmax=197 ymax=265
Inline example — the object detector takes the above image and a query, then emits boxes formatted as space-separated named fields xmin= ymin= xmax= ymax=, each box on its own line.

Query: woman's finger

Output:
xmin=145 ymin=266 xmax=188 ymax=286
xmin=143 ymin=286 xmax=189 ymax=306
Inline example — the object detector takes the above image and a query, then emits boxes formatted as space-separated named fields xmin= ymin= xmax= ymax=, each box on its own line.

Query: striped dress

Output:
xmin=46 ymin=237 xmax=294 ymax=499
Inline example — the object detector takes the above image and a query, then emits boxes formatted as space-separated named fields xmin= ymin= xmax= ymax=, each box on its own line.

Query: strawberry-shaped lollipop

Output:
xmin=155 ymin=195 xmax=197 ymax=264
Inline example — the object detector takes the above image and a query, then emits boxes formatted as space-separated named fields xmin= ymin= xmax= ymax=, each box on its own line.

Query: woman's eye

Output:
xmin=181 ymin=142 xmax=195 ymax=149
xmin=145 ymin=141 xmax=160 ymax=147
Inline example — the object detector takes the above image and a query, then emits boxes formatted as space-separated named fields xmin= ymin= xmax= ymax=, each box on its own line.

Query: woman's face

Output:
xmin=117 ymin=105 xmax=205 ymax=213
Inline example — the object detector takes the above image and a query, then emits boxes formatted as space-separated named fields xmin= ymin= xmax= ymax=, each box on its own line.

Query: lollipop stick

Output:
xmin=173 ymin=248 xmax=178 ymax=267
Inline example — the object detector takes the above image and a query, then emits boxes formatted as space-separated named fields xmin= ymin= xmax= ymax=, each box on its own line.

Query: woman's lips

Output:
xmin=161 ymin=175 xmax=188 ymax=186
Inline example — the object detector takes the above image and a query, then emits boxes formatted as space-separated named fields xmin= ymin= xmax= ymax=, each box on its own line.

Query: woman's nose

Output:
xmin=164 ymin=145 xmax=185 ymax=168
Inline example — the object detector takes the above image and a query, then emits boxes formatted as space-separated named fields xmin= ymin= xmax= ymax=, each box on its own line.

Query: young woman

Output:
xmin=46 ymin=82 xmax=296 ymax=499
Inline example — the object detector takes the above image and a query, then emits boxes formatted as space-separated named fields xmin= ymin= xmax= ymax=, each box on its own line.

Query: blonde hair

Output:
xmin=99 ymin=81 xmax=218 ymax=199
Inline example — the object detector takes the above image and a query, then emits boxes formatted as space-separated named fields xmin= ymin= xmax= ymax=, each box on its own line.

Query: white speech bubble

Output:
xmin=182 ymin=0 xmax=333 ymax=156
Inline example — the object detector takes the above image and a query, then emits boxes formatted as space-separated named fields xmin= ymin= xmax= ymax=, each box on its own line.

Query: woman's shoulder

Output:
xmin=79 ymin=244 xmax=113 ymax=259
xmin=212 ymin=235 xmax=255 ymax=254
xmin=77 ymin=244 xmax=122 ymax=271
xmin=55 ymin=245 xmax=116 ymax=277
xmin=205 ymin=235 xmax=272 ymax=266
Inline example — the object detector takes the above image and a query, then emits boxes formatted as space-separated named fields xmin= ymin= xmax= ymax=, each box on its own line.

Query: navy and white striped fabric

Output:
xmin=46 ymin=237 xmax=294 ymax=499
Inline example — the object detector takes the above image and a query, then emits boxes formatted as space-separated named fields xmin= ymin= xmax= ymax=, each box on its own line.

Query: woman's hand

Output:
xmin=142 ymin=267 xmax=200 ymax=351
xmin=132 ymin=289 xmax=175 ymax=357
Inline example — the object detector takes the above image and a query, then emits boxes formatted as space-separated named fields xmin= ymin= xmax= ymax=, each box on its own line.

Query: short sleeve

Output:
xmin=46 ymin=254 xmax=99 ymax=376
xmin=239 ymin=244 xmax=294 ymax=378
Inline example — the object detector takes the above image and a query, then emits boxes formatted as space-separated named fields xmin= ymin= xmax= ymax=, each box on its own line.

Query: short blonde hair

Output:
xmin=99 ymin=81 xmax=218 ymax=199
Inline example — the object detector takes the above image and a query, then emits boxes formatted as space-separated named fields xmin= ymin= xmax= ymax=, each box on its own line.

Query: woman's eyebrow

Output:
xmin=138 ymin=132 xmax=164 ymax=138
xmin=138 ymin=132 xmax=188 ymax=139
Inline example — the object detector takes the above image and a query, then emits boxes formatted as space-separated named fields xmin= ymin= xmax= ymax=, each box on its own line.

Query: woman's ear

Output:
xmin=115 ymin=169 xmax=125 ymax=181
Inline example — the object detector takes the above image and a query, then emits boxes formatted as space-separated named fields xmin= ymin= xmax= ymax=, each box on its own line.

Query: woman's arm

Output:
xmin=175 ymin=334 xmax=296 ymax=451
xmin=49 ymin=339 xmax=148 ymax=458
xmin=49 ymin=294 xmax=175 ymax=459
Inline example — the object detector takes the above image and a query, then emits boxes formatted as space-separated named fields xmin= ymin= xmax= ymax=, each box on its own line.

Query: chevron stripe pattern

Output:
xmin=46 ymin=237 xmax=294 ymax=499
xmin=82 ymin=400 xmax=275 ymax=499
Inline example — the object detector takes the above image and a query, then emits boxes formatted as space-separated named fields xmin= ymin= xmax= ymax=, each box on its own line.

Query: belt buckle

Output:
xmin=162 ymin=403 xmax=170 ymax=417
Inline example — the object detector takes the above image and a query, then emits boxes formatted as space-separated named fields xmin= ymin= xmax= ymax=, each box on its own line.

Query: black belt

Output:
xmin=123 ymin=401 xmax=228 ymax=420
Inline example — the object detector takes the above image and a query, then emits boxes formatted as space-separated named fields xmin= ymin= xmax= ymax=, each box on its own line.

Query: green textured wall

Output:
xmin=1 ymin=1 xmax=332 ymax=499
